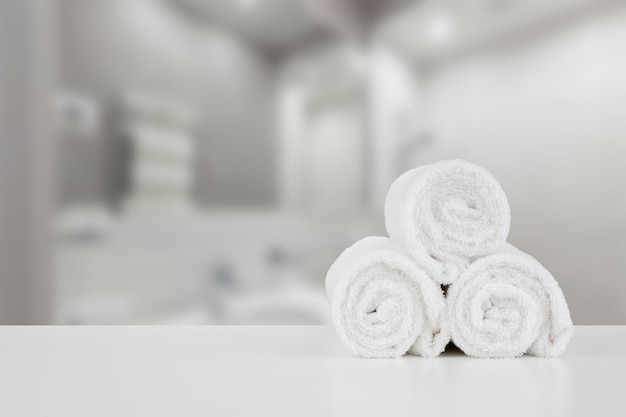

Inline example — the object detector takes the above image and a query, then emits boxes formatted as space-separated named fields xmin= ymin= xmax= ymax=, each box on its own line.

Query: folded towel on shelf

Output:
xmin=446 ymin=244 xmax=573 ymax=358
xmin=384 ymin=160 xmax=511 ymax=267
xmin=326 ymin=237 xmax=449 ymax=358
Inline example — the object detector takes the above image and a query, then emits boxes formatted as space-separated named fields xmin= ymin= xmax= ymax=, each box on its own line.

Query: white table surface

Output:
xmin=0 ymin=325 xmax=623 ymax=417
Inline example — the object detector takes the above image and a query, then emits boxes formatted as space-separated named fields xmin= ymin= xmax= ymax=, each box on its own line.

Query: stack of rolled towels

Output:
xmin=326 ymin=159 xmax=573 ymax=358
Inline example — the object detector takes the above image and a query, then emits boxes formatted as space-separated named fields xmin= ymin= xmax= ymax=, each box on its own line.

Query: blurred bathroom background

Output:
xmin=1 ymin=0 xmax=625 ymax=324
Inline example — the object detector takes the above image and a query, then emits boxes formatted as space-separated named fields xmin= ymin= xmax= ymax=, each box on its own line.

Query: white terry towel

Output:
xmin=384 ymin=160 xmax=510 ymax=282
xmin=326 ymin=237 xmax=449 ymax=358
xmin=447 ymin=244 xmax=573 ymax=358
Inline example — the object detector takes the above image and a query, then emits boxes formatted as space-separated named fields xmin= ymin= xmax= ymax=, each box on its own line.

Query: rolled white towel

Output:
xmin=447 ymin=244 xmax=573 ymax=358
xmin=326 ymin=237 xmax=449 ymax=358
xmin=385 ymin=160 xmax=510 ymax=270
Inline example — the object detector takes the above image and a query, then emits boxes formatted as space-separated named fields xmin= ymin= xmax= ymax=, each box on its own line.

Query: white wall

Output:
xmin=410 ymin=3 xmax=626 ymax=323
xmin=0 ymin=0 xmax=56 ymax=323
xmin=57 ymin=0 xmax=278 ymax=207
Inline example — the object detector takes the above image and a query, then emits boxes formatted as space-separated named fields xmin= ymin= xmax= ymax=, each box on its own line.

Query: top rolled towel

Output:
xmin=385 ymin=160 xmax=511 ymax=266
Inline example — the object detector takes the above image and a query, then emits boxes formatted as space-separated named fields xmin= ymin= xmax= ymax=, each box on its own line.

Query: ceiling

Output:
xmin=173 ymin=0 xmax=614 ymax=57
xmin=174 ymin=0 xmax=415 ymax=53
xmin=175 ymin=0 xmax=324 ymax=52
xmin=378 ymin=0 xmax=615 ymax=63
